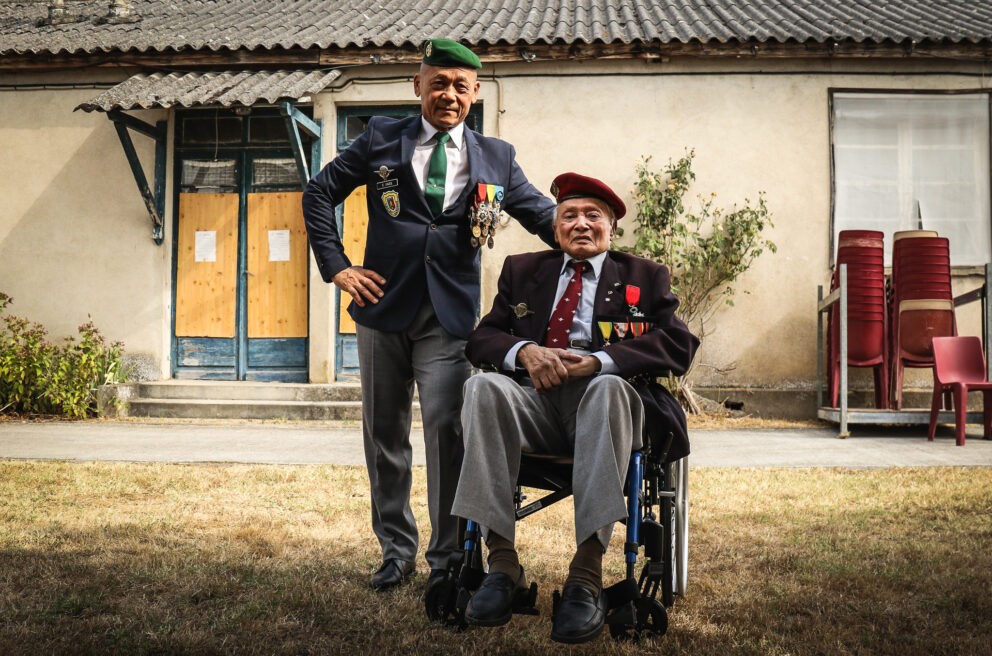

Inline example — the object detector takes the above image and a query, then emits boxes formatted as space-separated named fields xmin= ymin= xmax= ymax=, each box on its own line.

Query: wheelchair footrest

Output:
xmin=512 ymin=582 xmax=540 ymax=616
xmin=458 ymin=564 xmax=485 ymax=592
xmin=604 ymin=577 xmax=640 ymax=610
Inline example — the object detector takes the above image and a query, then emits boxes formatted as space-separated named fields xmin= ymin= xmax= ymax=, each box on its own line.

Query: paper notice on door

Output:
xmin=194 ymin=230 xmax=217 ymax=262
xmin=268 ymin=229 xmax=291 ymax=262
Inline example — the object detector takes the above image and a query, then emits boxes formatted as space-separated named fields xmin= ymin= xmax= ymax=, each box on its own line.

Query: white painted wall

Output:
xmin=0 ymin=71 xmax=173 ymax=378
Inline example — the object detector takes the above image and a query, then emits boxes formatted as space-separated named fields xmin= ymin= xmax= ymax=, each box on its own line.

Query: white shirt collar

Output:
xmin=419 ymin=116 xmax=465 ymax=149
xmin=562 ymin=250 xmax=607 ymax=280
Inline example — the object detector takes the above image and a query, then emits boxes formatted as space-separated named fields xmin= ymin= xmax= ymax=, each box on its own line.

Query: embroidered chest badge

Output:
xmin=381 ymin=191 xmax=400 ymax=217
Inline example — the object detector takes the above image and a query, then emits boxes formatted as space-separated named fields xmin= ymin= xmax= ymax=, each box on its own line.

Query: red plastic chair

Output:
xmin=928 ymin=336 xmax=992 ymax=446
xmin=889 ymin=236 xmax=955 ymax=408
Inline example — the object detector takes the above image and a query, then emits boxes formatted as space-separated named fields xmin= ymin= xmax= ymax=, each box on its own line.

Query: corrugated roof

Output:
xmin=74 ymin=69 xmax=342 ymax=112
xmin=2 ymin=1 xmax=991 ymax=57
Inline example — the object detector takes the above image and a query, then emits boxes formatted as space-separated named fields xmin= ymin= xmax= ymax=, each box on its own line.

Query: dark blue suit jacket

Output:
xmin=302 ymin=115 xmax=557 ymax=339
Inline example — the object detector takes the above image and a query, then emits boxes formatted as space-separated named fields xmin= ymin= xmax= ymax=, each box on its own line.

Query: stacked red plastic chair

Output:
xmin=890 ymin=232 xmax=955 ymax=409
xmin=828 ymin=230 xmax=888 ymax=409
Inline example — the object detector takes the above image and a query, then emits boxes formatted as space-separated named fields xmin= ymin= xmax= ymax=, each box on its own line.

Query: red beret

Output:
xmin=550 ymin=172 xmax=626 ymax=220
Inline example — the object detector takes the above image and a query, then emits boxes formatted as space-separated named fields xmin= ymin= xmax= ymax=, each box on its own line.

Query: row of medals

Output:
xmin=470 ymin=202 xmax=500 ymax=248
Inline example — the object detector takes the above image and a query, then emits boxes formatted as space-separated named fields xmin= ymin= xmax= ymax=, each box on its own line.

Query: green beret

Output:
xmin=422 ymin=38 xmax=482 ymax=70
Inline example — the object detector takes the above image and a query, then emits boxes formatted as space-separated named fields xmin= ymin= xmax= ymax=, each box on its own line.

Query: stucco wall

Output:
xmin=0 ymin=71 xmax=172 ymax=378
xmin=315 ymin=57 xmax=991 ymax=388
xmin=3 ymin=57 xmax=989 ymax=391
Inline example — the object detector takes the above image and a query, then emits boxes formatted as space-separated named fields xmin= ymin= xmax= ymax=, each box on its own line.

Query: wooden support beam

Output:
xmin=279 ymin=102 xmax=310 ymax=187
xmin=109 ymin=112 xmax=166 ymax=243
xmin=108 ymin=109 xmax=164 ymax=140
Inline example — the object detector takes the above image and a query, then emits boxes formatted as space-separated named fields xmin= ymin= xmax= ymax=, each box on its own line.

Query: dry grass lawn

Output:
xmin=1 ymin=463 xmax=990 ymax=655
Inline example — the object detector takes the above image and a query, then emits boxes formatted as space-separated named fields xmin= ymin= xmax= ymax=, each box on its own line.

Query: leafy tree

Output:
xmin=620 ymin=150 xmax=776 ymax=412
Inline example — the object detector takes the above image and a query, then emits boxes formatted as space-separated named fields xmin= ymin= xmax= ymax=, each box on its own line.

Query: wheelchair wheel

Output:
xmin=660 ymin=456 xmax=689 ymax=607
xmin=675 ymin=456 xmax=689 ymax=598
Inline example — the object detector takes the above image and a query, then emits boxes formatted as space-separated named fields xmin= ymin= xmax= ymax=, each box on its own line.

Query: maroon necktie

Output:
xmin=544 ymin=260 xmax=590 ymax=347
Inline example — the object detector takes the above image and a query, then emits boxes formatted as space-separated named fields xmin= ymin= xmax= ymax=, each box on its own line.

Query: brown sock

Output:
xmin=486 ymin=532 xmax=521 ymax=580
xmin=565 ymin=536 xmax=604 ymax=593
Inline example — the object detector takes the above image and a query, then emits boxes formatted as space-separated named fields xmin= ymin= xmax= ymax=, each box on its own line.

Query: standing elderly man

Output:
xmin=451 ymin=173 xmax=698 ymax=643
xmin=302 ymin=39 xmax=556 ymax=593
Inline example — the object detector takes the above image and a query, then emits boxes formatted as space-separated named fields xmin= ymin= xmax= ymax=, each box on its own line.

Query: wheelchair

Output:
xmin=425 ymin=431 xmax=689 ymax=643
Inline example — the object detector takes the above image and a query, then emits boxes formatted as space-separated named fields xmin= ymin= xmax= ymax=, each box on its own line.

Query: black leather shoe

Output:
xmin=551 ymin=583 xmax=607 ymax=644
xmin=465 ymin=569 xmax=527 ymax=627
xmin=369 ymin=558 xmax=415 ymax=591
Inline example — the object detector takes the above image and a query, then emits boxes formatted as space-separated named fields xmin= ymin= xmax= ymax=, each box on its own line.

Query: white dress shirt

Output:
xmin=411 ymin=117 xmax=469 ymax=213
xmin=502 ymin=251 xmax=619 ymax=375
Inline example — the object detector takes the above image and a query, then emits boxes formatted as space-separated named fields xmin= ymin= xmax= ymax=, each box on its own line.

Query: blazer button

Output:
xmin=430 ymin=223 xmax=437 ymax=230
xmin=425 ymin=256 xmax=432 ymax=263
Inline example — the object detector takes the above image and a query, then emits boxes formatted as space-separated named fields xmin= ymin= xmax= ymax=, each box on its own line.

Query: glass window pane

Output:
xmin=250 ymin=116 xmax=289 ymax=143
xmin=346 ymin=115 xmax=371 ymax=141
xmin=181 ymin=159 xmax=237 ymax=190
xmin=253 ymin=158 xmax=299 ymax=187
xmin=833 ymin=93 xmax=990 ymax=265
xmin=182 ymin=116 xmax=242 ymax=144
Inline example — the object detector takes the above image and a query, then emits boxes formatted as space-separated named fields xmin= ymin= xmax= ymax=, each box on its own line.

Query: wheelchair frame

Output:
xmin=425 ymin=433 xmax=690 ymax=643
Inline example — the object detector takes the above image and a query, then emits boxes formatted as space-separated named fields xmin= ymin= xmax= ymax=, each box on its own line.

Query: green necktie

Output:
xmin=425 ymin=131 xmax=451 ymax=217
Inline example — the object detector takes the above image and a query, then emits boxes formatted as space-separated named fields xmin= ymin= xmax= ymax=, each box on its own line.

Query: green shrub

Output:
xmin=0 ymin=292 xmax=127 ymax=418
xmin=619 ymin=150 xmax=776 ymax=412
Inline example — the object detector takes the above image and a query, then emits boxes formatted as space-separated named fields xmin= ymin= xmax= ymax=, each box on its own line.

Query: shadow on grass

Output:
xmin=1 ymin=464 xmax=991 ymax=655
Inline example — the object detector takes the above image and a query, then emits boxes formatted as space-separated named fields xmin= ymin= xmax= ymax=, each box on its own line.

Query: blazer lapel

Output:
xmin=523 ymin=254 xmax=565 ymax=341
xmin=593 ymin=252 xmax=623 ymax=348
xmin=400 ymin=116 xmax=433 ymax=217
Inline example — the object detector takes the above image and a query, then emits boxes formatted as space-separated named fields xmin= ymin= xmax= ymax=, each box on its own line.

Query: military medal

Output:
xmin=630 ymin=322 xmax=646 ymax=337
xmin=614 ymin=321 xmax=628 ymax=339
xmin=511 ymin=303 xmax=534 ymax=318
xmin=626 ymin=285 xmax=644 ymax=317
xmin=468 ymin=183 xmax=505 ymax=249
xmin=598 ymin=321 xmax=613 ymax=346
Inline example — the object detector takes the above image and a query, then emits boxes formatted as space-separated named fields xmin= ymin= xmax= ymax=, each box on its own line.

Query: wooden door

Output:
xmin=175 ymin=192 xmax=240 ymax=338
xmin=247 ymin=191 xmax=309 ymax=338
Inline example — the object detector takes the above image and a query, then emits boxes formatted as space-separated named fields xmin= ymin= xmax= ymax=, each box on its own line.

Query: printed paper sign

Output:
xmin=194 ymin=230 xmax=216 ymax=262
xmin=268 ymin=229 xmax=290 ymax=262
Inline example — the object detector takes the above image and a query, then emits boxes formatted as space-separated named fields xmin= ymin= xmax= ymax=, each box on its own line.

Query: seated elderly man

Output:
xmin=451 ymin=172 xmax=699 ymax=643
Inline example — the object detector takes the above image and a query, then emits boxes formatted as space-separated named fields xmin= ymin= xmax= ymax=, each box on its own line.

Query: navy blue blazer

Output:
xmin=302 ymin=115 xmax=557 ymax=339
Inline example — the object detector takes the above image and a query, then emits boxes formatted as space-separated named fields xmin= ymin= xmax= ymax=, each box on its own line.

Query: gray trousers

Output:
xmin=452 ymin=372 xmax=644 ymax=550
xmin=356 ymin=299 xmax=471 ymax=570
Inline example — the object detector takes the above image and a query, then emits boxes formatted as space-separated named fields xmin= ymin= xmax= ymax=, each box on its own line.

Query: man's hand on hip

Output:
xmin=517 ymin=344 xmax=583 ymax=393
xmin=333 ymin=266 xmax=386 ymax=307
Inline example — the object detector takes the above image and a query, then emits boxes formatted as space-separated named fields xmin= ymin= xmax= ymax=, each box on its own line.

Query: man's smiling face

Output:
xmin=413 ymin=64 xmax=480 ymax=131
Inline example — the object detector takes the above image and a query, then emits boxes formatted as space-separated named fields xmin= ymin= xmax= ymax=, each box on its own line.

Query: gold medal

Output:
xmin=472 ymin=225 xmax=481 ymax=238
xmin=487 ymin=235 xmax=494 ymax=248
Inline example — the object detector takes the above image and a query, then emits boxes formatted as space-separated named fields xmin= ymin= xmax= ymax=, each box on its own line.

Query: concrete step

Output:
xmin=124 ymin=398 xmax=422 ymax=422
xmin=135 ymin=381 xmax=363 ymax=402
xmin=98 ymin=381 xmax=420 ymax=422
